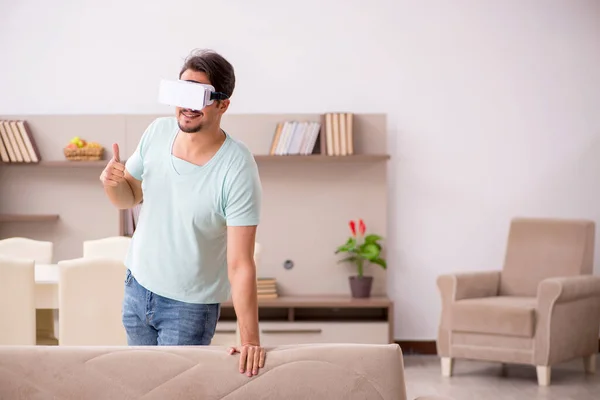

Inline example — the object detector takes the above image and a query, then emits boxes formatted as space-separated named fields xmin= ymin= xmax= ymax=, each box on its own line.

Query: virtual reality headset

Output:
xmin=158 ymin=79 xmax=229 ymax=111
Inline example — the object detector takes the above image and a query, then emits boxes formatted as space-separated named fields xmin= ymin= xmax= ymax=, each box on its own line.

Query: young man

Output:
xmin=99 ymin=49 xmax=265 ymax=377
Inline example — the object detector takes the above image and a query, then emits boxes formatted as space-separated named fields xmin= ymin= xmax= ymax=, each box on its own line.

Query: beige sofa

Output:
xmin=437 ymin=217 xmax=600 ymax=386
xmin=0 ymin=343 xmax=442 ymax=399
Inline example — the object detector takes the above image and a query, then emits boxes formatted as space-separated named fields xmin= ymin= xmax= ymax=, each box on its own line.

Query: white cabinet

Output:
xmin=215 ymin=296 xmax=393 ymax=347
xmin=258 ymin=321 xmax=389 ymax=346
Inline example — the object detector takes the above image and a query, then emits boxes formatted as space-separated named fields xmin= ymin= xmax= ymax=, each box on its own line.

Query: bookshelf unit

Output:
xmin=0 ymin=113 xmax=393 ymax=344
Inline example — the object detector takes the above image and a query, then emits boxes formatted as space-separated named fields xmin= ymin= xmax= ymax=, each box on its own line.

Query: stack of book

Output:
xmin=269 ymin=121 xmax=321 ymax=155
xmin=0 ymin=120 xmax=41 ymax=163
xmin=257 ymin=278 xmax=278 ymax=299
xmin=322 ymin=112 xmax=354 ymax=156
xmin=267 ymin=112 xmax=355 ymax=157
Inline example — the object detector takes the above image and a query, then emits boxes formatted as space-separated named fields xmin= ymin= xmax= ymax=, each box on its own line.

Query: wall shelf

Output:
xmin=0 ymin=161 xmax=107 ymax=168
xmin=253 ymin=154 xmax=390 ymax=162
xmin=1 ymin=155 xmax=390 ymax=168
xmin=39 ymin=161 xmax=107 ymax=168
xmin=0 ymin=214 xmax=59 ymax=222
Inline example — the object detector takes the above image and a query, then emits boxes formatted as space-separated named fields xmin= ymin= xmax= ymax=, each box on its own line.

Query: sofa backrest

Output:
xmin=0 ymin=343 xmax=408 ymax=400
xmin=499 ymin=217 xmax=595 ymax=297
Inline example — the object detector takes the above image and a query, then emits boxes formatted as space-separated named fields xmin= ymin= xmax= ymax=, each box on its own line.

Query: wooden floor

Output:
xmin=404 ymin=355 xmax=600 ymax=400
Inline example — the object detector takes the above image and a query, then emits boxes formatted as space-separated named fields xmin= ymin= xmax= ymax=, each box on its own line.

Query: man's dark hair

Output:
xmin=179 ymin=49 xmax=235 ymax=98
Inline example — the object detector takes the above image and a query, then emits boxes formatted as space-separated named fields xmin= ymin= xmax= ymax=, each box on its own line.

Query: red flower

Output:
xmin=349 ymin=220 xmax=357 ymax=236
xmin=359 ymin=219 xmax=366 ymax=236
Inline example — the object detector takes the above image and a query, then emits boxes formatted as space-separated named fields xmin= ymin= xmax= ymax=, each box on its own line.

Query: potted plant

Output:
xmin=335 ymin=218 xmax=386 ymax=298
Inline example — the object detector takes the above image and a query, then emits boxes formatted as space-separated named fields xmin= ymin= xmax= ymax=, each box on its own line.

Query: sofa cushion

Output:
xmin=451 ymin=296 xmax=537 ymax=338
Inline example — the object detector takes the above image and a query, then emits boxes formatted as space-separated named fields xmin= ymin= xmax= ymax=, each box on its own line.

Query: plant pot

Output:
xmin=349 ymin=276 xmax=373 ymax=298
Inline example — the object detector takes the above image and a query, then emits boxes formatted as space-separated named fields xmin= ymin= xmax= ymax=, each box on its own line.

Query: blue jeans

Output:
xmin=122 ymin=269 xmax=220 ymax=346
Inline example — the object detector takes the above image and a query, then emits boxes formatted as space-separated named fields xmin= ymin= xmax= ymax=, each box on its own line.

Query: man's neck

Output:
xmin=173 ymin=125 xmax=226 ymax=165
xmin=181 ymin=126 xmax=223 ymax=150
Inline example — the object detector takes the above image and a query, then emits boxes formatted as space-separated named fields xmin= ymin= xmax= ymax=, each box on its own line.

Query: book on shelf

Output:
xmin=0 ymin=120 xmax=41 ymax=163
xmin=257 ymin=277 xmax=278 ymax=299
xmin=267 ymin=113 xmax=354 ymax=157
xmin=323 ymin=112 xmax=354 ymax=156
xmin=269 ymin=121 xmax=321 ymax=155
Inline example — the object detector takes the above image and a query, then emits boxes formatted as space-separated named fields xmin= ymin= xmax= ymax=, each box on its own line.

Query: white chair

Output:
xmin=0 ymin=237 xmax=53 ymax=264
xmin=0 ymin=255 xmax=36 ymax=345
xmin=83 ymin=236 xmax=131 ymax=262
xmin=58 ymin=257 xmax=127 ymax=346
xmin=0 ymin=237 xmax=55 ymax=341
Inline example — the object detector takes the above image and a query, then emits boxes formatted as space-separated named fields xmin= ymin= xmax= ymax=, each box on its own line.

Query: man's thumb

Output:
xmin=112 ymin=143 xmax=120 ymax=162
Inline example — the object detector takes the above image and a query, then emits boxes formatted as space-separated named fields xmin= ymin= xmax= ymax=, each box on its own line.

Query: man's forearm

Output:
xmin=230 ymin=264 xmax=260 ymax=345
xmin=104 ymin=181 xmax=136 ymax=209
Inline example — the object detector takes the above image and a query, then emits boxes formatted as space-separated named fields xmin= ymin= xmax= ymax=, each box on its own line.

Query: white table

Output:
xmin=35 ymin=264 xmax=59 ymax=309
xmin=34 ymin=264 xmax=59 ymax=340
xmin=35 ymin=263 xmax=59 ymax=285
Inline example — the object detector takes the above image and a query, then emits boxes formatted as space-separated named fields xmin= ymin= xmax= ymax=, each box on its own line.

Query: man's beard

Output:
xmin=178 ymin=109 xmax=204 ymax=133
xmin=178 ymin=121 xmax=203 ymax=133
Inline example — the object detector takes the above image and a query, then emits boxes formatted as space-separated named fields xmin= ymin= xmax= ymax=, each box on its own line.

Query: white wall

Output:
xmin=2 ymin=0 xmax=600 ymax=340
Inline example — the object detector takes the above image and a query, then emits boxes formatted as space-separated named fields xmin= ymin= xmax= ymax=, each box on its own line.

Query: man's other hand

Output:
xmin=228 ymin=343 xmax=266 ymax=377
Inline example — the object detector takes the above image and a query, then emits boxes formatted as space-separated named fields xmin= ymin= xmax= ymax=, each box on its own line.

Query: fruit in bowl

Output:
xmin=70 ymin=136 xmax=87 ymax=148
xmin=66 ymin=137 xmax=102 ymax=149
xmin=64 ymin=137 xmax=104 ymax=161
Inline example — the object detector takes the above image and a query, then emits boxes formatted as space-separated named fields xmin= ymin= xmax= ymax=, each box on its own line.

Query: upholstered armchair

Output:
xmin=437 ymin=217 xmax=600 ymax=386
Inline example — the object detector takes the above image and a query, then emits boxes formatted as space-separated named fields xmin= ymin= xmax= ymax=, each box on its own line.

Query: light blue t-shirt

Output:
xmin=124 ymin=117 xmax=262 ymax=304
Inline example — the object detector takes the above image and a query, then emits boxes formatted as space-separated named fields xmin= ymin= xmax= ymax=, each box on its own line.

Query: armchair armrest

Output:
xmin=436 ymin=270 xmax=501 ymax=357
xmin=535 ymin=275 xmax=600 ymax=366
xmin=537 ymin=275 xmax=600 ymax=304
xmin=437 ymin=271 xmax=501 ymax=302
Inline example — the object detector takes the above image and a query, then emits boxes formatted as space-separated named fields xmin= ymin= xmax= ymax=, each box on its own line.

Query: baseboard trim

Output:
xmin=395 ymin=339 xmax=600 ymax=355
xmin=395 ymin=341 xmax=437 ymax=355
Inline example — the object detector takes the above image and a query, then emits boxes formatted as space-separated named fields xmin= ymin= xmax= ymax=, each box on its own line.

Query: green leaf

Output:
xmin=371 ymin=257 xmax=387 ymax=269
xmin=335 ymin=238 xmax=356 ymax=253
xmin=357 ymin=243 xmax=380 ymax=260
xmin=364 ymin=234 xmax=383 ymax=244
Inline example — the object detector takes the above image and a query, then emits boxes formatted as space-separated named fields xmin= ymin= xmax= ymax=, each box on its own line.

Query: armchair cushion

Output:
xmin=451 ymin=296 xmax=537 ymax=338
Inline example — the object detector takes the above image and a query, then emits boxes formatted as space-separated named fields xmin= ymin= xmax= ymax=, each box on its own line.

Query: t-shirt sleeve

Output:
xmin=125 ymin=145 xmax=144 ymax=181
xmin=224 ymin=156 xmax=262 ymax=226
xmin=125 ymin=120 xmax=156 ymax=181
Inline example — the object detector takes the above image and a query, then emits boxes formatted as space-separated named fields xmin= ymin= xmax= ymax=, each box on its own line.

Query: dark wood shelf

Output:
xmin=221 ymin=295 xmax=392 ymax=309
xmin=0 ymin=214 xmax=59 ymax=222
